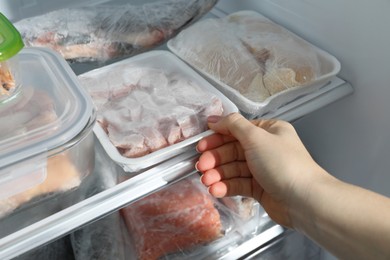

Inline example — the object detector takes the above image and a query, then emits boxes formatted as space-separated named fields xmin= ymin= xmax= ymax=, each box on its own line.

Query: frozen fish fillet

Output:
xmin=121 ymin=177 xmax=222 ymax=260
xmin=14 ymin=0 xmax=218 ymax=63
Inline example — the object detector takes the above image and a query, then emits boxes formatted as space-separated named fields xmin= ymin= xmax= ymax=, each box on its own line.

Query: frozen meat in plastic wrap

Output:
xmin=121 ymin=175 xmax=224 ymax=260
xmin=14 ymin=0 xmax=219 ymax=63
xmin=80 ymin=65 xmax=223 ymax=159
xmin=168 ymin=10 xmax=340 ymax=116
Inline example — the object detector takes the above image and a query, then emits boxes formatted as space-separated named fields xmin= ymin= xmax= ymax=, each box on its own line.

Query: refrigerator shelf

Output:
xmin=0 ymin=140 xmax=279 ymax=260
xmin=259 ymin=76 xmax=353 ymax=121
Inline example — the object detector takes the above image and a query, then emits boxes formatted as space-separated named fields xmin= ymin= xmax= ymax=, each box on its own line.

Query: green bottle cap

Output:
xmin=0 ymin=13 xmax=24 ymax=62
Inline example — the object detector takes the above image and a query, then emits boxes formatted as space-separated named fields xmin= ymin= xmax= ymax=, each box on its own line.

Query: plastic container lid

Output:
xmin=0 ymin=12 xmax=24 ymax=61
xmin=0 ymin=47 xmax=94 ymax=197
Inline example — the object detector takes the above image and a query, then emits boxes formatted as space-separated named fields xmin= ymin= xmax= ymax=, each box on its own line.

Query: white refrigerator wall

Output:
xmin=216 ymin=0 xmax=390 ymax=197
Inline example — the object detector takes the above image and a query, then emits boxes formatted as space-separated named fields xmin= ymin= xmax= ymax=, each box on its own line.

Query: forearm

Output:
xmin=290 ymin=169 xmax=390 ymax=259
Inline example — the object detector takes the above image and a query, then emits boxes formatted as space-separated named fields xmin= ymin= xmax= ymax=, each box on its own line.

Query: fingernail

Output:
xmin=195 ymin=161 xmax=200 ymax=172
xmin=207 ymin=115 xmax=222 ymax=123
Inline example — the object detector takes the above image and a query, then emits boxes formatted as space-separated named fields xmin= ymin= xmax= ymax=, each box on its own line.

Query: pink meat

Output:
xmin=121 ymin=178 xmax=222 ymax=260
xmin=80 ymin=68 xmax=224 ymax=158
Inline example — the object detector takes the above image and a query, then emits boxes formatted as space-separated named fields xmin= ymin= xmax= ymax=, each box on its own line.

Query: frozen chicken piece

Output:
xmin=14 ymin=0 xmax=218 ymax=63
xmin=0 ymin=153 xmax=81 ymax=218
xmin=169 ymin=10 xmax=321 ymax=102
xmin=79 ymin=67 xmax=223 ymax=158
xmin=0 ymin=87 xmax=82 ymax=218
xmin=121 ymin=177 xmax=222 ymax=260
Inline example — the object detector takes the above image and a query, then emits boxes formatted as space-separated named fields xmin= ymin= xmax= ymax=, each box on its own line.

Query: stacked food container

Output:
xmin=0 ymin=0 xmax=352 ymax=259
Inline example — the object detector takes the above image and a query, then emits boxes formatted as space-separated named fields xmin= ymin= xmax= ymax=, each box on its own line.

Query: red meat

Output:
xmin=121 ymin=178 xmax=222 ymax=260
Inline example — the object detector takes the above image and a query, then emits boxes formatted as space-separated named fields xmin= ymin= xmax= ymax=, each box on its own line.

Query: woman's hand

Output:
xmin=196 ymin=113 xmax=326 ymax=227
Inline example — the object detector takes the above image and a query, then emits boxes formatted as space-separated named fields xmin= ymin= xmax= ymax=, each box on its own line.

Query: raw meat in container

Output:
xmin=79 ymin=65 xmax=223 ymax=159
xmin=167 ymin=10 xmax=340 ymax=117
xmin=121 ymin=176 xmax=223 ymax=260
xmin=0 ymin=88 xmax=82 ymax=218
xmin=0 ymin=46 xmax=95 ymax=239
xmin=14 ymin=0 xmax=219 ymax=63
xmin=169 ymin=10 xmax=322 ymax=103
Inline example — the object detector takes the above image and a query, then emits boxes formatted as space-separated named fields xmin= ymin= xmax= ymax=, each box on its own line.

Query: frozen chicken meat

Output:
xmin=80 ymin=65 xmax=223 ymax=158
xmin=121 ymin=176 xmax=222 ymax=260
xmin=0 ymin=87 xmax=82 ymax=218
xmin=14 ymin=0 xmax=218 ymax=63
xmin=0 ymin=153 xmax=81 ymax=218
xmin=169 ymin=10 xmax=325 ymax=103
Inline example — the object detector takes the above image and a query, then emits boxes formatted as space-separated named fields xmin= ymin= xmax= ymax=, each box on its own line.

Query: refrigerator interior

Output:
xmin=0 ymin=0 xmax=360 ymax=259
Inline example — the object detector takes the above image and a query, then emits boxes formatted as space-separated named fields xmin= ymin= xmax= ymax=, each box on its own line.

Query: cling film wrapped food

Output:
xmin=168 ymin=10 xmax=340 ymax=116
xmin=120 ymin=175 xmax=223 ymax=260
xmin=79 ymin=50 xmax=238 ymax=172
xmin=14 ymin=0 xmax=218 ymax=64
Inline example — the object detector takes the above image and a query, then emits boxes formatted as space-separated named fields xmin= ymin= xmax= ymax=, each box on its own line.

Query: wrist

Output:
xmin=287 ymin=165 xmax=336 ymax=232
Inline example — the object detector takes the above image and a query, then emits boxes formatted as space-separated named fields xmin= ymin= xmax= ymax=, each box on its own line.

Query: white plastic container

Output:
xmin=167 ymin=10 xmax=341 ymax=118
xmin=79 ymin=50 xmax=238 ymax=172
xmin=0 ymin=47 xmax=95 ymax=218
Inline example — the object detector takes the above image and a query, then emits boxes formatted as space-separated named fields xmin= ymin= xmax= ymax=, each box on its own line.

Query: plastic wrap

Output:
xmin=121 ymin=175 xmax=224 ymax=260
xmin=79 ymin=50 xmax=238 ymax=172
xmin=83 ymin=66 xmax=223 ymax=158
xmin=14 ymin=0 xmax=218 ymax=63
xmin=168 ymin=10 xmax=340 ymax=116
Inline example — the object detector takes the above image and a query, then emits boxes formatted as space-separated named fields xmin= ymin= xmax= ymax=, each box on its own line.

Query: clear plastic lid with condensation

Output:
xmin=0 ymin=47 xmax=94 ymax=197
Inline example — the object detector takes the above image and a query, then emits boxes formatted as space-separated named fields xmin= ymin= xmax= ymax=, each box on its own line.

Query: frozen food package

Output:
xmin=14 ymin=0 xmax=219 ymax=64
xmin=121 ymin=175 xmax=226 ymax=260
xmin=168 ymin=10 xmax=341 ymax=117
xmin=79 ymin=50 xmax=238 ymax=172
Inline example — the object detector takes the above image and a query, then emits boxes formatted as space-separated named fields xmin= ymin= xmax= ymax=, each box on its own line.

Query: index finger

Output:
xmin=196 ymin=133 xmax=236 ymax=152
xmin=207 ymin=113 xmax=266 ymax=146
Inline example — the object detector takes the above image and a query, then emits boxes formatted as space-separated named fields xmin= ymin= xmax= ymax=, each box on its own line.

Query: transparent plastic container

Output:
xmin=0 ymin=46 xmax=96 ymax=219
